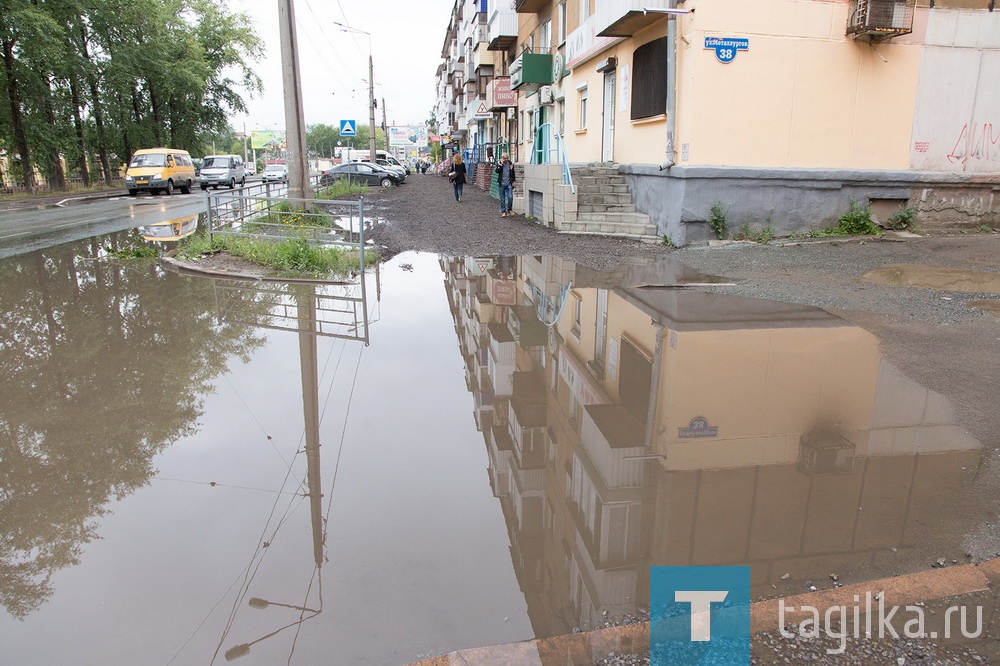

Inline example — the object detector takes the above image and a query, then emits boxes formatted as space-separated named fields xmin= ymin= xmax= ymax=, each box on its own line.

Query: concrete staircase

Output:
xmin=561 ymin=165 xmax=660 ymax=243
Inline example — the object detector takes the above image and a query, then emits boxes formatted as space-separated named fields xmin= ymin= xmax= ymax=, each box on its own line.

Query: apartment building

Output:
xmin=437 ymin=0 xmax=1000 ymax=243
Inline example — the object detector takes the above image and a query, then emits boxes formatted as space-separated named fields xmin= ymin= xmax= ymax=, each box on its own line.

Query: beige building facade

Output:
xmin=439 ymin=0 xmax=1000 ymax=242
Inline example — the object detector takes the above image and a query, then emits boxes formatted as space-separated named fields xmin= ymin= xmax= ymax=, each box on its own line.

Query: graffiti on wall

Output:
xmin=946 ymin=123 xmax=1000 ymax=164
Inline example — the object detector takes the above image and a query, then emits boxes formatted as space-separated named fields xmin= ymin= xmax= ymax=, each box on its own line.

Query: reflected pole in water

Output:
xmin=297 ymin=285 xmax=325 ymax=567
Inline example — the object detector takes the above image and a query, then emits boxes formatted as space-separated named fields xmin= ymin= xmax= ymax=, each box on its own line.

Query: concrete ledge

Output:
xmin=411 ymin=558 xmax=1000 ymax=665
xmin=620 ymin=164 xmax=1000 ymax=186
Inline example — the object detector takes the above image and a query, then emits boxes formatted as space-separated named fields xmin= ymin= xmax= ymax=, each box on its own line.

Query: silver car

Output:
xmin=199 ymin=155 xmax=246 ymax=190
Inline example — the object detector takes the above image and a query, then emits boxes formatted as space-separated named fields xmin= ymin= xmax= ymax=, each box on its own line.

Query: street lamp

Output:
xmin=333 ymin=22 xmax=377 ymax=162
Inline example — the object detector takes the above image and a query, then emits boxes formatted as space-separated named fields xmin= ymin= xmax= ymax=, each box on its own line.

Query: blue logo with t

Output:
xmin=650 ymin=566 xmax=751 ymax=665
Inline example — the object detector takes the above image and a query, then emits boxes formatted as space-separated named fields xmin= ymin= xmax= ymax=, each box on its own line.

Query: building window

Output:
xmin=580 ymin=0 xmax=590 ymax=22
xmin=558 ymin=1 xmax=567 ymax=44
xmin=540 ymin=19 xmax=551 ymax=52
xmin=631 ymin=37 xmax=667 ymax=120
xmin=558 ymin=99 xmax=566 ymax=136
xmin=578 ymin=86 xmax=588 ymax=129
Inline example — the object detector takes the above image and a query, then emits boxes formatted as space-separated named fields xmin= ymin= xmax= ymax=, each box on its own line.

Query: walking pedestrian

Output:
xmin=449 ymin=154 xmax=467 ymax=202
xmin=495 ymin=153 xmax=515 ymax=218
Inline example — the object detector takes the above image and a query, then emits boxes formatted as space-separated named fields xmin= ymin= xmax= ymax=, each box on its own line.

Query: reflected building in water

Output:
xmin=440 ymin=254 xmax=982 ymax=639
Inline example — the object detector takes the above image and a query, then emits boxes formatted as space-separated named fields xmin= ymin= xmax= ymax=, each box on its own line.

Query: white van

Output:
xmin=199 ymin=154 xmax=246 ymax=190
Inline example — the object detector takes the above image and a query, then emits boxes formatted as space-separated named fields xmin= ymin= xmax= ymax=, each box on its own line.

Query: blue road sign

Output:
xmin=339 ymin=119 xmax=357 ymax=136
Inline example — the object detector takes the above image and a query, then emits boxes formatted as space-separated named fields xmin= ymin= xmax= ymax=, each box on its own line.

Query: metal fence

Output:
xmin=205 ymin=176 xmax=368 ymax=272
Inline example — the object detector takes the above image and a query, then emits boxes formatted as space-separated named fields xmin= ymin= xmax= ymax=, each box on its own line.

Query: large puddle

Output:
xmin=861 ymin=264 xmax=1000 ymax=294
xmin=0 ymin=234 xmax=985 ymax=664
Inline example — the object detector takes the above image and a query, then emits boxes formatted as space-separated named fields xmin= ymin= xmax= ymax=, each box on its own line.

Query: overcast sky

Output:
xmin=226 ymin=0 xmax=456 ymax=133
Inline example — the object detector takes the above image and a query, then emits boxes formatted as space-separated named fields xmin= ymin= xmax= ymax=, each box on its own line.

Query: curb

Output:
xmin=0 ymin=189 xmax=125 ymax=211
xmin=159 ymin=252 xmax=352 ymax=285
xmin=410 ymin=558 xmax=1000 ymax=665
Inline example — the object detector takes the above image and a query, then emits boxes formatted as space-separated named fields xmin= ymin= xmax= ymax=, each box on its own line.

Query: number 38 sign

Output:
xmin=704 ymin=36 xmax=749 ymax=64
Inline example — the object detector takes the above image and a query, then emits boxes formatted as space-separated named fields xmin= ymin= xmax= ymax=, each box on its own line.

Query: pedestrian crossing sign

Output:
xmin=339 ymin=120 xmax=357 ymax=136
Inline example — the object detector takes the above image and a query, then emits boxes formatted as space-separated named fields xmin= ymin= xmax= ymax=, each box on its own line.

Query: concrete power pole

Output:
xmin=381 ymin=98 xmax=389 ymax=153
xmin=368 ymin=56 xmax=377 ymax=160
xmin=278 ymin=0 xmax=312 ymax=205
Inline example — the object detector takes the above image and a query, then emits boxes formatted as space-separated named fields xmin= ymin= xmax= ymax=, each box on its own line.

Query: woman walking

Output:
xmin=449 ymin=154 xmax=467 ymax=202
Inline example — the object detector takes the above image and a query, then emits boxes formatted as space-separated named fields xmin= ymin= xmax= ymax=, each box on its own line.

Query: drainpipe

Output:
xmin=659 ymin=3 xmax=679 ymax=171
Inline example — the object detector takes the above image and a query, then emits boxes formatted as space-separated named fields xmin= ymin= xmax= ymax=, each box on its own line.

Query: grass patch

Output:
xmin=255 ymin=201 xmax=334 ymax=228
xmin=731 ymin=222 xmax=774 ymax=244
xmin=178 ymin=233 xmax=378 ymax=278
xmin=886 ymin=205 xmax=918 ymax=231
xmin=317 ymin=180 xmax=369 ymax=199
xmin=791 ymin=200 xmax=884 ymax=239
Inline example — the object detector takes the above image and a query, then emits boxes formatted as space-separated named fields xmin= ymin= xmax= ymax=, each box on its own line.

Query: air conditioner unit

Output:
xmin=539 ymin=85 xmax=554 ymax=106
xmin=847 ymin=0 xmax=915 ymax=42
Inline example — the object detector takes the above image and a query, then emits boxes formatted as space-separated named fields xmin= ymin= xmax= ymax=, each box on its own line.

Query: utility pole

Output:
xmin=381 ymin=97 xmax=389 ymax=153
xmin=368 ymin=56 xmax=377 ymax=160
xmin=243 ymin=122 xmax=248 ymax=164
xmin=278 ymin=0 xmax=312 ymax=205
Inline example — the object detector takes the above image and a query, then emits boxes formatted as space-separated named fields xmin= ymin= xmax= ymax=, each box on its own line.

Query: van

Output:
xmin=125 ymin=147 xmax=196 ymax=196
xmin=375 ymin=151 xmax=410 ymax=175
xmin=198 ymin=154 xmax=246 ymax=190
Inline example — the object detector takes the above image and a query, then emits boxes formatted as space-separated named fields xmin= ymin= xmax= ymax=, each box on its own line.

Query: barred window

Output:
xmin=630 ymin=37 xmax=667 ymax=120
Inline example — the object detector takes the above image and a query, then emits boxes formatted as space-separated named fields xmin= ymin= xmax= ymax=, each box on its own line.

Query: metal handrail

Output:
xmin=529 ymin=122 xmax=574 ymax=194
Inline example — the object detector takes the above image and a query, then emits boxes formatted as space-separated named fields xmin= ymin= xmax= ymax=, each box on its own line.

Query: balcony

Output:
xmin=474 ymin=42 xmax=495 ymax=71
xmin=514 ymin=0 xmax=547 ymax=13
xmin=487 ymin=3 xmax=518 ymax=51
xmin=510 ymin=52 xmax=553 ymax=92
xmin=595 ymin=0 xmax=674 ymax=38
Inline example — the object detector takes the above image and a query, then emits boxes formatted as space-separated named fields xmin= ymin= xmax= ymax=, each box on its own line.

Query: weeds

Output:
xmin=837 ymin=199 xmax=880 ymax=235
xmin=977 ymin=224 xmax=995 ymax=233
xmin=886 ymin=205 xmax=917 ymax=231
xmin=708 ymin=201 xmax=729 ymax=239
xmin=731 ymin=222 xmax=774 ymax=244
xmin=317 ymin=180 xmax=369 ymax=199
xmin=663 ymin=234 xmax=676 ymax=248
xmin=177 ymin=233 xmax=378 ymax=277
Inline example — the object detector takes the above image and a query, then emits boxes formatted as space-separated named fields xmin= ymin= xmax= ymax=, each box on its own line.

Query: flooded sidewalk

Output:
xmin=0 ymin=228 xmax=996 ymax=664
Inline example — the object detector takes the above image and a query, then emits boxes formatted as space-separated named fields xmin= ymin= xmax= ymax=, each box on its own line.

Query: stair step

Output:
xmin=578 ymin=212 xmax=652 ymax=226
xmin=579 ymin=204 xmax=637 ymax=214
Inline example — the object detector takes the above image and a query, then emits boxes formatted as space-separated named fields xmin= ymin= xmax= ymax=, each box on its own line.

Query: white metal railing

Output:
xmin=529 ymin=122 xmax=575 ymax=194
xmin=204 ymin=175 xmax=368 ymax=272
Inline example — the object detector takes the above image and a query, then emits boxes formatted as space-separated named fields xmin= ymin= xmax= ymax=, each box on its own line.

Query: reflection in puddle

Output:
xmin=0 ymin=241 xmax=985 ymax=663
xmin=862 ymin=264 xmax=1000 ymax=293
xmin=140 ymin=213 xmax=199 ymax=241
xmin=443 ymin=254 xmax=982 ymax=638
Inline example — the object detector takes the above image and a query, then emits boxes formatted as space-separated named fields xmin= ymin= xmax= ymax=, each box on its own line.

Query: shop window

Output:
xmin=631 ymin=37 xmax=667 ymax=120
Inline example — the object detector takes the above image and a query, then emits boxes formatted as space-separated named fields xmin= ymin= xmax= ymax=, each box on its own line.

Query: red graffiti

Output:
xmin=946 ymin=123 xmax=1000 ymax=164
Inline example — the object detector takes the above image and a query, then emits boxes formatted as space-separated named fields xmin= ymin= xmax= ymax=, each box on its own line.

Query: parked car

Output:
xmin=245 ymin=162 xmax=256 ymax=176
xmin=320 ymin=162 xmax=401 ymax=188
xmin=125 ymin=147 xmax=196 ymax=196
xmin=355 ymin=158 xmax=406 ymax=182
xmin=261 ymin=163 xmax=288 ymax=182
xmin=199 ymin=154 xmax=246 ymax=190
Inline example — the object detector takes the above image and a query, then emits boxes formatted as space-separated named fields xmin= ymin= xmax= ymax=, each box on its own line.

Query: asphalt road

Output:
xmin=0 ymin=177 xmax=279 ymax=259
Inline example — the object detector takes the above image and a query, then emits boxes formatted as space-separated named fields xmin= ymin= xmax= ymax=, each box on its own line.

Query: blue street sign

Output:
xmin=339 ymin=119 xmax=357 ymax=136
xmin=704 ymin=37 xmax=749 ymax=64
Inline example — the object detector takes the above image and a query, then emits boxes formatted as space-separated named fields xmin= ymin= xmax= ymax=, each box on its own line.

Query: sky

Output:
xmin=226 ymin=0 xmax=456 ymax=133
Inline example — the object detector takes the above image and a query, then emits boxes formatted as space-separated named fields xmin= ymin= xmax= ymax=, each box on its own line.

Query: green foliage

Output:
xmin=306 ymin=122 xmax=387 ymax=159
xmin=837 ymin=199 xmax=880 ymax=235
xmin=663 ymin=234 xmax=676 ymax=247
xmin=977 ymin=224 xmax=995 ymax=233
xmin=317 ymin=180 xmax=369 ymax=199
xmin=708 ymin=201 xmax=729 ymax=239
xmin=731 ymin=222 xmax=774 ymax=244
xmin=178 ymin=233 xmax=378 ymax=278
xmin=0 ymin=0 xmax=264 ymax=191
xmin=886 ymin=205 xmax=918 ymax=231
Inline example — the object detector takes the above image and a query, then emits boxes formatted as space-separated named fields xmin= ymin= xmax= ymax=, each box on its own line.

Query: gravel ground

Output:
xmin=362 ymin=171 xmax=669 ymax=270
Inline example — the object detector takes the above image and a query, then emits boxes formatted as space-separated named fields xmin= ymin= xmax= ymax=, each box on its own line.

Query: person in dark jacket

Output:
xmin=495 ymin=153 xmax=515 ymax=217
xmin=449 ymin=154 xmax=467 ymax=202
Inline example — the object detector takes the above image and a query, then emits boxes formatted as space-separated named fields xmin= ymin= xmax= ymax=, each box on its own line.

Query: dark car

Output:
xmin=320 ymin=162 xmax=401 ymax=188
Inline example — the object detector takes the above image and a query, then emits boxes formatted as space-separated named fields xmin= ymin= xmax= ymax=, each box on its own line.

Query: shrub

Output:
xmin=837 ymin=199 xmax=880 ymax=235
xmin=708 ymin=201 xmax=729 ymax=239
xmin=886 ymin=205 xmax=917 ymax=231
